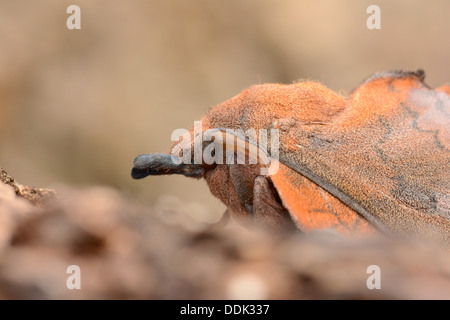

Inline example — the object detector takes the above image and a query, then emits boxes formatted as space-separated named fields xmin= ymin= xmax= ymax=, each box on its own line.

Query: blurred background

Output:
xmin=1 ymin=0 xmax=449 ymax=223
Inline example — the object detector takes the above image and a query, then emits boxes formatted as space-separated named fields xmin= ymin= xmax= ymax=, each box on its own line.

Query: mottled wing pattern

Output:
xmin=276 ymin=71 xmax=450 ymax=242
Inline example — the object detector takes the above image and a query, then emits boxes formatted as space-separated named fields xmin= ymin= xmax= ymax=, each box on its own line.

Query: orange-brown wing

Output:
xmin=277 ymin=71 xmax=450 ymax=243
xmin=271 ymin=163 xmax=376 ymax=235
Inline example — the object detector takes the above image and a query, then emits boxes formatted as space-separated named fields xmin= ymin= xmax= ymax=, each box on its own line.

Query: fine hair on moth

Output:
xmin=132 ymin=70 xmax=450 ymax=245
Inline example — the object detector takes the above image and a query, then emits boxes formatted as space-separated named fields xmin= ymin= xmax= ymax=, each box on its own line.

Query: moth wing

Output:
xmin=270 ymin=163 xmax=376 ymax=235
xmin=275 ymin=71 xmax=450 ymax=242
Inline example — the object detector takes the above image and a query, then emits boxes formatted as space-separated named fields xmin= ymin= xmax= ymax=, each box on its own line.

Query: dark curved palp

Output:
xmin=131 ymin=153 xmax=204 ymax=179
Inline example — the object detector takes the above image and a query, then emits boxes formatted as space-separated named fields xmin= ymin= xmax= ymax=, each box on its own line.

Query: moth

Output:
xmin=132 ymin=70 xmax=450 ymax=244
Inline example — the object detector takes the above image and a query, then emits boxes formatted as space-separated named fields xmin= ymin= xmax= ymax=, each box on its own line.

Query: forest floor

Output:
xmin=0 ymin=167 xmax=449 ymax=299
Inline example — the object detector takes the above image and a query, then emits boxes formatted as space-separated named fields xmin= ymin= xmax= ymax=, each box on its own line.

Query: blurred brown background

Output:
xmin=1 ymin=0 xmax=449 ymax=223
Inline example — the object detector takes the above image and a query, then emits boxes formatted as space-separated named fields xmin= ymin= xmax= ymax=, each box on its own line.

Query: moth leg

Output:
xmin=253 ymin=176 xmax=298 ymax=232
xmin=206 ymin=164 xmax=296 ymax=232
xmin=204 ymin=165 xmax=249 ymax=219
xmin=229 ymin=165 xmax=259 ymax=214
xmin=228 ymin=165 xmax=296 ymax=232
